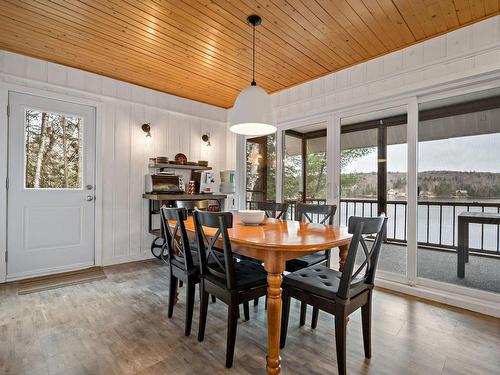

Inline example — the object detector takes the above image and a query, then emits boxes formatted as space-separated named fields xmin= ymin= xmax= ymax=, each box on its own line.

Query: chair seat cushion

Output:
xmin=283 ymin=265 xmax=368 ymax=300
xmin=285 ymin=251 xmax=329 ymax=272
xmin=206 ymin=260 xmax=267 ymax=291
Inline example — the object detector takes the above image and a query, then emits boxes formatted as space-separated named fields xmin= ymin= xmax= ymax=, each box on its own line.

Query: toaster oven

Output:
xmin=145 ymin=174 xmax=184 ymax=194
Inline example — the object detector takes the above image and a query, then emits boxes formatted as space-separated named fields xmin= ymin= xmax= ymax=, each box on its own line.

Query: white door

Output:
xmin=7 ymin=92 xmax=96 ymax=278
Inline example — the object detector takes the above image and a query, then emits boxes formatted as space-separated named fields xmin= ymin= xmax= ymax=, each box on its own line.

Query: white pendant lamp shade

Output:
xmin=230 ymin=83 xmax=276 ymax=136
xmin=230 ymin=14 xmax=276 ymax=136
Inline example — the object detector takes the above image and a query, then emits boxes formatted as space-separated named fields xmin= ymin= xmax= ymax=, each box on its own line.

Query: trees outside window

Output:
xmin=25 ymin=109 xmax=82 ymax=189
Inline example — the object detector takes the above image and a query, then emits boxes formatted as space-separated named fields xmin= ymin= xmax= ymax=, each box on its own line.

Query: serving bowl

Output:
xmin=238 ymin=210 xmax=265 ymax=225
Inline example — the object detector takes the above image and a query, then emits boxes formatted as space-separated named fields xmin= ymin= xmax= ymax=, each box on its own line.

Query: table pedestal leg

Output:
xmin=338 ymin=244 xmax=350 ymax=324
xmin=339 ymin=244 xmax=349 ymax=272
xmin=265 ymin=269 xmax=283 ymax=375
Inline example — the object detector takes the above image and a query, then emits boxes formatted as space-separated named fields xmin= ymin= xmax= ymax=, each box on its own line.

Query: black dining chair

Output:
xmin=159 ymin=207 xmax=200 ymax=336
xmin=193 ymin=210 xmax=268 ymax=368
xmin=280 ymin=215 xmax=387 ymax=375
xmin=160 ymin=207 xmax=222 ymax=330
xmin=253 ymin=201 xmax=289 ymax=219
xmin=286 ymin=202 xmax=337 ymax=326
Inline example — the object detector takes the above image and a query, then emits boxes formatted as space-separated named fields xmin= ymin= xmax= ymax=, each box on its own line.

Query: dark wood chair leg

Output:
xmin=168 ymin=274 xmax=177 ymax=318
xmin=226 ymin=302 xmax=239 ymax=368
xmin=211 ymin=295 xmax=216 ymax=303
xmin=243 ymin=301 xmax=250 ymax=321
xmin=185 ymin=281 xmax=196 ymax=336
xmin=299 ymin=302 xmax=307 ymax=326
xmin=361 ymin=292 xmax=372 ymax=358
xmin=197 ymin=284 xmax=209 ymax=342
xmin=311 ymin=307 xmax=319 ymax=329
xmin=254 ymin=298 xmax=259 ymax=306
xmin=280 ymin=290 xmax=291 ymax=349
xmin=334 ymin=309 xmax=347 ymax=375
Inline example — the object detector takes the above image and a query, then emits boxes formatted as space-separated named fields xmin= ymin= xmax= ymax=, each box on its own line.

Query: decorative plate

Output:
xmin=174 ymin=153 xmax=187 ymax=164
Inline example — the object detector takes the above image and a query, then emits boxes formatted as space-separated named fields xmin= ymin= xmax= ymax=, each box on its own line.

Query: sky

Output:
xmin=342 ymin=133 xmax=500 ymax=174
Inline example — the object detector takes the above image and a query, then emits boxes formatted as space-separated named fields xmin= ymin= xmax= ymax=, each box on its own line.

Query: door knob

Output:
xmin=86 ymin=195 xmax=94 ymax=201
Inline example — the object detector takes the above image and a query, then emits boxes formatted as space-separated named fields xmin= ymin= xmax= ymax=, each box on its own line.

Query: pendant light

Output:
xmin=230 ymin=15 xmax=276 ymax=136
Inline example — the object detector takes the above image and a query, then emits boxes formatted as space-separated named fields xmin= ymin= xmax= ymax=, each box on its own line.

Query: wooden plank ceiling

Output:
xmin=0 ymin=1 xmax=499 ymax=108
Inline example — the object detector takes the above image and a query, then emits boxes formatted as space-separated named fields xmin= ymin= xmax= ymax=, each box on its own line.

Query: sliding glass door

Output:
xmin=256 ymin=83 xmax=500 ymax=311
xmin=417 ymin=88 xmax=500 ymax=295
xmin=339 ymin=106 xmax=408 ymax=279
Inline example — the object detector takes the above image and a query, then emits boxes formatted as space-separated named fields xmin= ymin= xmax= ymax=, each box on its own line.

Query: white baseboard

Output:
xmin=375 ymin=278 xmax=500 ymax=318
xmin=102 ymin=252 xmax=155 ymax=267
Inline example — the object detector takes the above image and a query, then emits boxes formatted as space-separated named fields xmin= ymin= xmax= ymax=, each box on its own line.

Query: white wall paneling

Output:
xmin=0 ymin=88 xmax=7 ymax=281
xmin=0 ymin=50 xmax=230 ymax=275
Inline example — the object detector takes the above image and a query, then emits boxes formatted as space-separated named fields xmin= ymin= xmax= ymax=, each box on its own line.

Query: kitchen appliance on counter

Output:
xmin=193 ymin=171 xmax=216 ymax=193
xmin=219 ymin=170 xmax=236 ymax=194
xmin=145 ymin=174 xmax=184 ymax=194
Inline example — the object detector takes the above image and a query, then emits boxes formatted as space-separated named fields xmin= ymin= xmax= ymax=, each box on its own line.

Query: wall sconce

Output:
xmin=142 ymin=123 xmax=152 ymax=139
xmin=202 ymin=133 xmax=211 ymax=146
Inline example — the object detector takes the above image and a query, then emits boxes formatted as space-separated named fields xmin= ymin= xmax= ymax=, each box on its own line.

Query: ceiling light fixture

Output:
xmin=230 ymin=15 xmax=276 ymax=136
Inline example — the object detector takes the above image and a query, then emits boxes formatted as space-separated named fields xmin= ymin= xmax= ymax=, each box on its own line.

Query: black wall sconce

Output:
xmin=142 ymin=123 xmax=151 ymax=138
xmin=202 ymin=133 xmax=211 ymax=146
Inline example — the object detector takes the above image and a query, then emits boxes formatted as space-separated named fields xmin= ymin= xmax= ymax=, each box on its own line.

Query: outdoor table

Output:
xmin=457 ymin=212 xmax=500 ymax=278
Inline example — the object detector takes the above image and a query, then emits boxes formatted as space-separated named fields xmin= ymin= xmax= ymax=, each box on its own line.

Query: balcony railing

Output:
xmin=340 ymin=198 xmax=500 ymax=256
xmin=247 ymin=198 xmax=500 ymax=256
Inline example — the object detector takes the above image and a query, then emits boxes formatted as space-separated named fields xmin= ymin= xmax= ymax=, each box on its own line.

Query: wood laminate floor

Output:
xmin=1 ymin=259 xmax=499 ymax=375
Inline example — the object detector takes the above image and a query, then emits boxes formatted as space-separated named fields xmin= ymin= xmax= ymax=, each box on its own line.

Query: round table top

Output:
xmin=181 ymin=214 xmax=352 ymax=252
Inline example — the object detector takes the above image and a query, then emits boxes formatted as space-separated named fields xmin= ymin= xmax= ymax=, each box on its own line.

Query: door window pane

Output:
xmin=283 ymin=133 xmax=303 ymax=201
xmin=305 ymin=136 xmax=327 ymax=201
xmin=25 ymin=109 xmax=83 ymax=189
xmin=281 ymin=123 xmax=327 ymax=218
xmin=340 ymin=128 xmax=377 ymax=201
xmin=245 ymin=134 xmax=276 ymax=205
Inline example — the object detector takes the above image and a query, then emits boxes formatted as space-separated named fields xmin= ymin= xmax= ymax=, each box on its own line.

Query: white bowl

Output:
xmin=238 ymin=210 xmax=265 ymax=225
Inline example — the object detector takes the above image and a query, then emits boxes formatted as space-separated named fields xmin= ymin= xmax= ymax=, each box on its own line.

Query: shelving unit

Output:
xmin=143 ymin=160 xmax=224 ymax=259
xmin=143 ymin=193 xmax=227 ymax=259
xmin=150 ymin=163 xmax=212 ymax=171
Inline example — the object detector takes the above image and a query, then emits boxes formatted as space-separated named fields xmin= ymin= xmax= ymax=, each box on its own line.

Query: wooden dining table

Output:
xmin=179 ymin=214 xmax=352 ymax=375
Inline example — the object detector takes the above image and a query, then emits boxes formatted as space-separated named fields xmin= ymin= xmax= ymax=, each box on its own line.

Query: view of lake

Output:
xmin=340 ymin=198 xmax=500 ymax=251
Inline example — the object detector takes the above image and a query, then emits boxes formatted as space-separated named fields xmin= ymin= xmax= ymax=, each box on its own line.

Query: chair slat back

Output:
xmin=337 ymin=215 xmax=387 ymax=300
xmin=160 ymin=207 xmax=194 ymax=270
xmin=193 ymin=211 xmax=237 ymax=290
xmin=295 ymin=203 xmax=336 ymax=225
xmin=254 ymin=201 xmax=289 ymax=219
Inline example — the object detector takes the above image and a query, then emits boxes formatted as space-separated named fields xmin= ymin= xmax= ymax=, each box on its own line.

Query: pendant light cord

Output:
xmin=251 ymin=22 xmax=256 ymax=86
